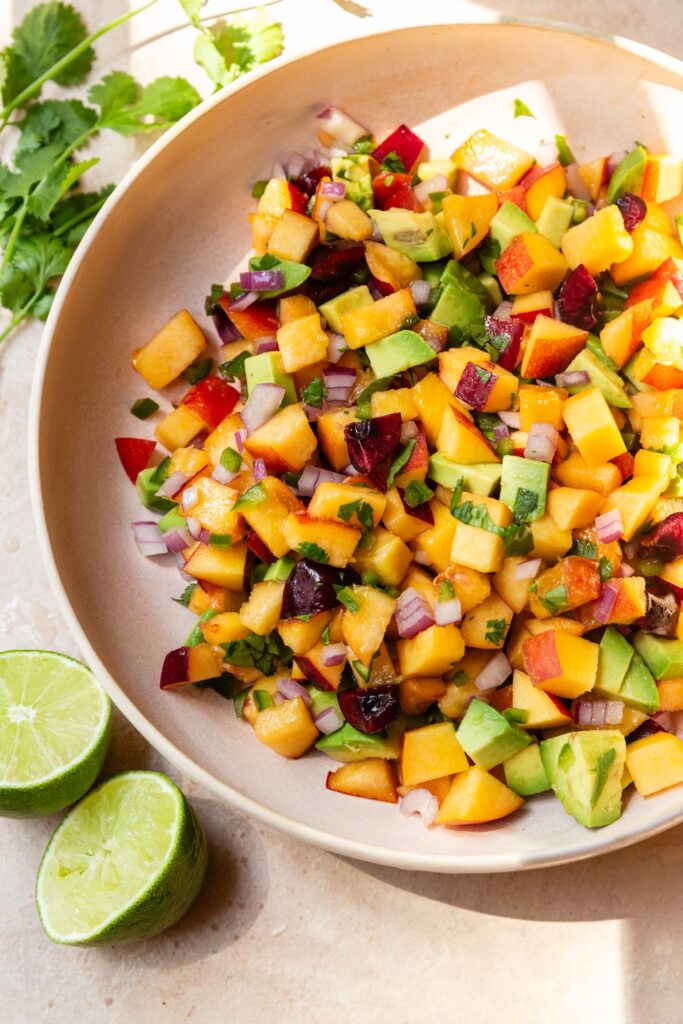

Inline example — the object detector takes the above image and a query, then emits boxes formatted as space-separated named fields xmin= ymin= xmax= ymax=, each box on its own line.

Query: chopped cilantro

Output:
xmin=233 ymin=686 xmax=252 ymax=717
xmin=222 ymin=632 xmax=292 ymax=676
xmin=209 ymin=533 xmax=232 ymax=548
xmin=538 ymin=584 xmax=568 ymax=615
xmin=219 ymin=350 xmax=250 ymax=381
xmin=570 ymin=537 xmax=598 ymax=559
xmin=338 ymin=500 xmax=375 ymax=531
xmin=439 ymin=580 xmax=455 ymax=602
xmin=555 ymin=134 xmax=575 ymax=167
xmin=479 ymin=236 xmax=502 ymax=276
xmin=513 ymin=98 xmax=535 ymax=118
xmin=353 ymin=135 xmax=375 ymax=154
xmin=403 ymin=480 xmax=434 ymax=508
xmin=591 ymin=747 xmax=617 ymax=807
xmin=302 ymin=377 xmax=327 ymax=409
xmin=451 ymin=500 xmax=533 ymax=556
xmin=598 ymin=557 xmax=613 ymax=582
xmin=130 ymin=397 xmax=159 ymax=419
xmin=387 ymin=439 xmax=416 ymax=487
xmin=321 ymin=623 xmax=331 ymax=645
xmin=194 ymin=674 xmax=236 ymax=700
xmin=334 ymin=586 xmax=360 ymax=614
xmin=449 ymin=477 xmax=465 ymax=515
xmin=220 ymin=447 xmax=242 ymax=472
xmin=251 ymin=179 xmax=268 ymax=198
xmin=298 ymin=542 xmax=330 ymax=563
xmin=361 ymin=571 xmax=380 ymax=586
xmin=484 ymin=618 xmax=507 ymax=645
xmin=355 ymin=375 xmax=395 ymax=420
xmin=184 ymin=358 xmax=213 ymax=384
xmin=186 ymin=610 xmax=217 ymax=647
xmin=469 ymin=221 xmax=478 ymax=240
xmin=381 ymin=151 xmax=406 ymax=173
xmin=450 ymin=670 xmax=469 ymax=687
xmin=173 ymin=583 xmax=196 ymax=607
xmin=204 ymin=283 xmax=225 ymax=315
xmin=512 ymin=487 xmax=539 ymax=523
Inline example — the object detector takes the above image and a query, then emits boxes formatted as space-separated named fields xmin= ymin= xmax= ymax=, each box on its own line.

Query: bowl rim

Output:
xmin=28 ymin=14 xmax=683 ymax=873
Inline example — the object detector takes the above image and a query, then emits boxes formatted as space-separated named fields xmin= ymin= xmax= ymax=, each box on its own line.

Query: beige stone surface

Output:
xmin=2 ymin=2 xmax=683 ymax=1022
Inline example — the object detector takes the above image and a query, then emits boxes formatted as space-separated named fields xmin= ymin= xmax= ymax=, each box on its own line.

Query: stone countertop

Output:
xmin=2 ymin=2 xmax=682 ymax=1021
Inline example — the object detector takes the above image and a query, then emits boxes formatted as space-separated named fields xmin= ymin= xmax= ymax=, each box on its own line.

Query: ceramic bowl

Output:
xmin=31 ymin=18 xmax=683 ymax=871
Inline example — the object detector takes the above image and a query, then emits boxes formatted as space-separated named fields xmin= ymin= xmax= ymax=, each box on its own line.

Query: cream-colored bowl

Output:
xmin=30 ymin=20 xmax=683 ymax=871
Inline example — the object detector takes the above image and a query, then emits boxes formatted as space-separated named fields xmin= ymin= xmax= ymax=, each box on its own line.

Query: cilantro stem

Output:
xmin=0 ymin=290 xmax=40 ymax=345
xmin=0 ymin=0 xmax=160 ymax=131
xmin=0 ymin=200 xmax=28 ymax=276
xmin=52 ymin=194 xmax=110 ymax=239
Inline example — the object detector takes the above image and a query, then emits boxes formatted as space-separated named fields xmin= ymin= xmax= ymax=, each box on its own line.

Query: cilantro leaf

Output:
xmin=570 ymin=537 xmax=597 ymax=559
xmin=484 ymin=618 xmax=507 ymax=645
xmin=222 ymin=632 xmax=292 ymax=676
xmin=334 ymin=586 xmax=360 ymax=614
xmin=192 ymin=12 xmax=284 ymax=89
xmin=321 ymin=623 xmax=331 ymax=645
xmin=591 ymin=747 xmax=617 ymax=807
xmin=555 ymin=134 xmax=575 ymax=167
xmin=512 ymin=487 xmax=539 ymax=523
xmin=538 ymin=584 xmax=568 ymax=615
xmin=450 ymin=499 xmax=532 ymax=556
xmin=355 ymin=375 xmax=395 ymax=420
xmin=219 ymin=350 xmax=250 ymax=381
xmin=403 ymin=480 xmax=434 ymax=508
xmin=298 ymin=542 xmax=330 ymax=563
xmin=233 ymin=685 xmax=252 ymax=718
xmin=380 ymin=151 xmax=406 ymax=173
xmin=173 ymin=583 xmax=196 ymax=607
xmin=513 ymin=98 xmax=535 ymax=118
xmin=89 ymin=71 xmax=201 ymax=136
xmin=598 ymin=557 xmax=613 ymax=582
xmin=302 ymin=377 xmax=327 ymax=409
xmin=387 ymin=439 xmax=415 ymax=488
xmin=0 ymin=232 xmax=71 ymax=315
xmin=177 ymin=0 xmax=205 ymax=28
xmin=449 ymin=477 xmax=465 ymax=515
xmin=338 ymin=499 xmax=374 ymax=531
xmin=353 ymin=135 xmax=374 ymax=154
xmin=186 ymin=609 xmax=217 ymax=647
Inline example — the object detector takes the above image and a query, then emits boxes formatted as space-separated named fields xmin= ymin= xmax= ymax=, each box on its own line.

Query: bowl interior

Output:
xmin=34 ymin=22 xmax=683 ymax=871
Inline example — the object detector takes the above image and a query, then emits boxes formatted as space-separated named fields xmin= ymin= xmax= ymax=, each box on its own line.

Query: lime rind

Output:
xmin=36 ymin=771 xmax=208 ymax=945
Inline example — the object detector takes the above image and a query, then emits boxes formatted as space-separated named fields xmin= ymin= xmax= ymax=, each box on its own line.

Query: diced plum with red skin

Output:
xmin=556 ymin=264 xmax=598 ymax=331
xmin=638 ymin=586 xmax=680 ymax=637
xmin=369 ymin=275 xmax=395 ymax=297
xmin=309 ymin=242 xmax=366 ymax=281
xmin=372 ymin=125 xmax=426 ymax=174
xmin=455 ymin=361 xmax=498 ymax=410
xmin=226 ymin=300 xmax=279 ymax=340
xmin=294 ymin=653 xmax=339 ymax=691
xmin=641 ymin=513 xmax=683 ymax=562
xmin=616 ymin=193 xmax=647 ymax=232
xmin=488 ymin=684 xmax=513 ymax=713
xmin=338 ymin=685 xmax=400 ymax=734
xmin=484 ymin=315 xmax=524 ymax=371
xmin=281 ymin=558 xmax=342 ymax=619
xmin=399 ymin=489 xmax=434 ymax=524
xmin=372 ymin=172 xmax=418 ymax=210
xmin=246 ymin=530 xmax=276 ymax=564
xmin=182 ymin=376 xmax=240 ymax=429
xmin=628 ymin=717 xmax=670 ymax=744
xmin=115 ymin=437 xmax=156 ymax=484
xmin=160 ymin=647 xmax=190 ymax=689
xmin=345 ymin=413 xmax=402 ymax=473
xmin=293 ymin=166 xmax=332 ymax=196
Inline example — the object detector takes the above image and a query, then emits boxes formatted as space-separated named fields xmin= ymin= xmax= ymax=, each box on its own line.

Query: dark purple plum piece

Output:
xmin=556 ymin=264 xmax=598 ymax=330
xmin=338 ymin=685 xmax=400 ymax=734
xmin=641 ymin=513 xmax=683 ymax=562
xmin=345 ymin=413 xmax=402 ymax=473
xmin=628 ymin=715 xmax=671 ymax=744
xmin=160 ymin=647 xmax=189 ymax=689
xmin=309 ymin=242 xmax=366 ymax=281
xmin=616 ymin=192 xmax=647 ymax=231
xmin=637 ymin=586 xmax=680 ymax=637
xmin=399 ymin=489 xmax=434 ymax=524
xmin=484 ymin=315 xmax=524 ymax=371
xmin=281 ymin=559 xmax=342 ymax=619
xmin=455 ymin=361 xmax=498 ymax=410
xmin=293 ymin=165 xmax=331 ymax=196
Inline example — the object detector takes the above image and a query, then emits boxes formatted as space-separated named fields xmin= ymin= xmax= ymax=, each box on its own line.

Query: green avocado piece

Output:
xmin=504 ymin=743 xmax=551 ymax=796
xmin=606 ymin=145 xmax=647 ymax=204
xmin=565 ymin=348 xmax=632 ymax=409
xmin=632 ymin=632 xmax=683 ymax=680
xmin=427 ymin=454 xmax=503 ymax=495
xmin=136 ymin=465 xmax=175 ymax=513
xmin=315 ymin=722 xmax=400 ymax=763
xmin=365 ymin=329 xmax=436 ymax=377
xmin=245 ymin=351 xmax=296 ymax=405
xmin=585 ymin=334 xmax=619 ymax=371
xmin=534 ymin=195 xmax=574 ymax=248
xmin=540 ymin=730 xmax=626 ymax=828
xmin=489 ymin=201 xmax=537 ymax=252
xmin=477 ymin=271 xmax=504 ymax=308
xmin=308 ymin=687 xmax=341 ymax=718
xmin=619 ymin=652 xmax=660 ymax=713
xmin=370 ymin=209 xmax=452 ymax=261
xmin=440 ymin=260 xmax=494 ymax=311
xmin=319 ymin=285 xmax=373 ymax=333
xmin=421 ymin=261 xmax=447 ymax=287
xmin=331 ymin=154 xmax=374 ymax=210
xmin=499 ymin=455 xmax=549 ymax=522
xmin=430 ymin=282 xmax=484 ymax=331
xmin=594 ymin=625 xmax=634 ymax=699
xmin=456 ymin=699 xmax=531 ymax=770
xmin=157 ymin=506 xmax=186 ymax=534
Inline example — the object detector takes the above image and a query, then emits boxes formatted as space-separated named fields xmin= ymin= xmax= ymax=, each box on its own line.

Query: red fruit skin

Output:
xmin=398 ymin=489 xmax=434 ymax=524
xmin=611 ymin=451 xmax=634 ymax=481
xmin=484 ymin=316 xmax=524 ymax=371
xmin=226 ymin=300 xmax=279 ymax=340
xmin=345 ymin=413 xmax=402 ymax=473
xmin=293 ymin=166 xmax=332 ymax=196
xmin=281 ymin=559 xmax=342 ymax=619
xmin=115 ymin=437 xmax=156 ymax=483
xmin=385 ymin=182 xmax=420 ymax=211
xmin=246 ymin=530 xmax=276 ymax=564
xmin=556 ymin=264 xmax=598 ymax=330
xmin=372 ymin=124 xmax=426 ymax=173
xmin=182 ymin=376 xmax=240 ymax=429
xmin=338 ymin=685 xmax=400 ymax=734
xmin=372 ymin=172 xmax=414 ymax=208
xmin=509 ymin=305 xmax=553 ymax=325
xmin=616 ymin=192 xmax=647 ymax=231
xmin=309 ymin=242 xmax=366 ymax=281
xmin=626 ymin=258 xmax=683 ymax=308
xmin=286 ymin=181 xmax=309 ymax=213
xmin=488 ymin=684 xmax=513 ymax=713
xmin=641 ymin=513 xmax=683 ymax=562
xmin=519 ymin=162 xmax=561 ymax=190
xmin=455 ymin=361 xmax=498 ymax=410
xmin=160 ymin=647 xmax=190 ymax=689
xmin=294 ymin=655 xmax=338 ymax=691
xmin=368 ymin=275 xmax=395 ymax=297
xmin=497 ymin=185 xmax=527 ymax=212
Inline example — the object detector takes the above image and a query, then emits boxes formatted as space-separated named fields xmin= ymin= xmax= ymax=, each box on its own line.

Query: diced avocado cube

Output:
xmin=456 ymin=699 xmax=531 ymax=770
xmin=370 ymin=209 xmax=452 ymax=261
xmin=157 ymin=507 xmax=187 ymax=533
xmin=331 ymin=154 xmax=374 ymax=210
xmin=489 ymin=201 xmax=537 ymax=252
xmin=477 ymin=272 xmax=503 ymax=308
xmin=319 ymin=285 xmax=373 ymax=334
xmin=632 ymin=632 xmax=683 ymax=680
xmin=417 ymin=159 xmax=457 ymax=189
xmin=136 ymin=466 xmax=175 ymax=513
xmin=540 ymin=730 xmax=626 ymax=828
xmin=308 ymin=687 xmax=341 ymax=718
xmin=619 ymin=652 xmax=660 ymax=713
xmin=245 ymin=351 xmax=296 ymax=405
xmin=606 ymin=145 xmax=647 ymax=204
xmin=564 ymin=348 xmax=632 ymax=409
xmin=499 ymin=455 xmax=549 ymax=522
xmin=427 ymin=454 xmax=502 ymax=495
xmin=430 ymin=283 xmax=484 ymax=331
xmin=421 ymin=261 xmax=447 ymax=287
xmin=440 ymin=260 xmax=494 ymax=310
xmin=366 ymin=329 xmax=436 ymax=377
xmin=315 ymin=722 xmax=400 ymax=763
xmin=594 ymin=625 xmax=634 ymax=699
xmin=504 ymin=743 xmax=551 ymax=796
xmin=534 ymin=195 xmax=574 ymax=248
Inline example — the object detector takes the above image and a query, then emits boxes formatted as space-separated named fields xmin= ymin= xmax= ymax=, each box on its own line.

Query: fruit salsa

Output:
xmin=117 ymin=105 xmax=683 ymax=831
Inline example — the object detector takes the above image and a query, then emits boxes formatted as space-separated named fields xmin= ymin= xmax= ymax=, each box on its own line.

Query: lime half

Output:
xmin=36 ymin=771 xmax=208 ymax=944
xmin=0 ymin=650 xmax=112 ymax=817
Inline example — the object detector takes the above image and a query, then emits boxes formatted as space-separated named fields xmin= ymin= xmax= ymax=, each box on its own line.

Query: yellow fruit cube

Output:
xmin=413 ymin=501 xmax=457 ymax=572
xmin=525 ymin=164 xmax=567 ymax=220
xmin=279 ymin=295 xmax=317 ymax=323
xmin=437 ymin=406 xmax=499 ymax=464
xmin=519 ymin=384 xmax=566 ymax=432
xmin=341 ymin=288 xmax=416 ymax=350
xmin=381 ymin=487 xmax=431 ymax=541
xmin=611 ymin=224 xmax=683 ymax=285
xmin=341 ymin=585 xmax=396 ymax=665
xmin=401 ymin=723 xmax=468 ymax=786
xmin=563 ymin=388 xmax=626 ymax=466
xmin=434 ymin=766 xmax=524 ymax=824
xmin=553 ymin=452 xmax=621 ymax=497
xmin=191 ymin=477 xmax=245 ymax=540
xmin=546 ymin=487 xmax=605 ymax=530
xmin=512 ymin=670 xmax=573 ymax=729
xmin=364 ymin=241 xmax=421 ymax=290
xmin=633 ymin=449 xmax=674 ymax=488
xmin=238 ymin=580 xmax=285 ymax=635
xmin=625 ymin=732 xmax=683 ymax=795
xmin=411 ymin=373 xmax=465 ymax=447
xmin=240 ymin=476 xmax=303 ymax=557
xmin=200 ymin=611 xmax=250 ymax=645
xmin=244 ymin=404 xmax=317 ymax=473
xmin=530 ymin=513 xmax=572 ymax=561
xmin=254 ymin=697 xmax=319 ymax=759
xmin=317 ymin=408 xmax=357 ymax=470
xmin=561 ymin=205 xmax=633 ymax=275
xmin=599 ymin=475 xmax=666 ymax=541
xmin=283 ymin=513 xmax=360 ymax=568
xmin=308 ymin=481 xmax=386 ymax=528
xmin=276 ymin=313 xmax=329 ymax=373
xmin=277 ymin=610 xmax=331 ymax=655
xmin=495 ymin=233 xmax=568 ymax=295
xmin=439 ymin=348 xmax=518 ymax=412
xmin=523 ymin=629 xmax=599 ymax=699
xmin=325 ymin=199 xmax=374 ymax=241
xmin=657 ymin=678 xmax=683 ymax=712
xmin=267 ymin=210 xmax=318 ymax=263
xmin=131 ymin=309 xmax=206 ymax=389
xmin=451 ymin=129 xmax=535 ymax=190
xmin=398 ymin=624 xmax=465 ymax=677
xmin=641 ymin=155 xmax=683 ymax=204
xmin=352 ymin=526 xmax=412 ymax=586
xmin=441 ymin=192 xmax=498 ymax=259
xmin=370 ymin=387 xmax=419 ymax=421
xmin=184 ymin=542 xmax=248 ymax=591
xmin=154 ymin=405 xmax=205 ymax=450
xmin=460 ymin=591 xmax=514 ymax=649
xmin=326 ymin=758 xmax=398 ymax=803
xmin=640 ymin=415 xmax=680 ymax=451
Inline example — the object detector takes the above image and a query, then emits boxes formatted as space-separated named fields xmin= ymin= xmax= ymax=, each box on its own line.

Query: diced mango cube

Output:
xmin=626 ymin=732 xmax=683 ymax=795
xmin=434 ymin=766 xmax=524 ymax=824
xmin=546 ymin=486 xmax=604 ymax=530
xmin=132 ymin=310 xmax=206 ymax=390
xmin=398 ymin=624 xmax=465 ymax=677
xmin=561 ymin=205 xmax=633 ymax=275
xmin=451 ymin=129 xmax=535 ymax=190
xmin=401 ymin=723 xmax=468 ymax=786
xmin=563 ymin=387 xmax=626 ymax=466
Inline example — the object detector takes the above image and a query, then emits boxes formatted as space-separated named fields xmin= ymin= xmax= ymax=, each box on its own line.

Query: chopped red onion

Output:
xmin=164 ymin=528 xmax=191 ymax=554
xmin=157 ymin=471 xmax=189 ymax=498
xmin=326 ymin=389 xmax=350 ymax=404
xmin=240 ymin=270 xmax=285 ymax=292
xmin=413 ymin=549 xmax=431 ymax=566
xmin=434 ymin=597 xmax=462 ymax=626
xmin=315 ymin=705 xmax=345 ymax=735
xmin=132 ymin=521 xmax=167 ymax=557
xmin=253 ymin=458 xmax=267 ymax=482
xmin=573 ymin=698 xmax=624 ymax=727
xmin=176 ymin=552 xmax=194 ymax=581
xmin=493 ymin=300 xmax=513 ymax=321
xmin=316 ymin=106 xmax=368 ymax=147
xmin=323 ymin=365 xmax=356 ymax=401
xmin=652 ymin=710 xmax=673 ymax=732
xmin=181 ymin=486 xmax=198 ymax=512
xmin=493 ymin=422 xmax=509 ymax=442
xmin=229 ymin=290 xmax=258 ymax=312
xmin=234 ymin=428 xmax=246 ymax=453
xmin=399 ymin=788 xmax=439 ymax=826
xmin=400 ymin=420 xmax=419 ymax=444
xmin=565 ymin=162 xmax=591 ymax=201
xmin=297 ymin=464 xmax=347 ymax=496
xmin=186 ymin=516 xmax=201 ymax=540
xmin=212 ymin=463 xmax=240 ymax=486
xmin=514 ymin=558 xmax=542 ymax=580
xmin=303 ymin=403 xmax=324 ymax=421
xmin=276 ymin=676 xmax=311 ymax=705
xmin=342 ymin=463 xmax=357 ymax=476
xmin=595 ymin=509 xmax=624 ymax=543
xmin=322 ymin=643 xmax=347 ymax=667
xmin=326 ymin=332 xmax=347 ymax=363
xmin=617 ymin=562 xmax=635 ymax=578
xmin=255 ymin=336 xmax=278 ymax=354
xmin=368 ymin=281 xmax=384 ymax=301
xmin=318 ymin=199 xmax=332 ymax=222
xmin=199 ymin=527 xmax=211 ymax=545
xmin=555 ymin=370 xmax=590 ymax=388
xmin=395 ymin=588 xmax=435 ymax=638
xmin=593 ymin=582 xmax=619 ymax=624
xmin=474 ymin=652 xmax=512 ymax=692
xmin=525 ymin=422 xmax=558 ymax=463
xmin=409 ymin=279 xmax=432 ymax=305
xmin=241 ymin=383 xmax=285 ymax=433
xmin=413 ymin=174 xmax=448 ymax=206
xmin=423 ymin=333 xmax=443 ymax=354
xmin=498 ymin=410 xmax=521 ymax=429
xmin=321 ymin=180 xmax=346 ymax=199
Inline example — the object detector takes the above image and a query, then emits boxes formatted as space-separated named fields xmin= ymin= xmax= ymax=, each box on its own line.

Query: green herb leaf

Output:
xmin=355 ymin=375 xmax=395 ymax=421
xmin=338 ymin=499 xmax=374 ymax=532
xmin=89 ymin=70 xmax=201 ymax=136
xmin=387 ymin=438 xmax=415 ymax=487
xmin=538 ymin=584 xmax=569 ymax=615
xmin=302 ymin=377 xmax=327 ymax=409
xmin=450 ymin=670 xmax=469 ymax=687
xmin=219 ymin=350 xmax=250 ymax=381
xmin=439 ymin=580 xmax=455 ymax=602
xmin=321 ymin=623 xmax=331 ymax=645
xmin=503 ymin=707 xmax=529 ymax=724
xmin=380 ymin=151 xmax=406 ymax=173
xmin=222 ymin=632 xmax=292 ymax=676
xmin=512 ymin=487 xmax=539 ymax=523
xmin=251 ymin=179 xmax=268 ymax=198
xmin=131 ymin=397 xmax=159 ymax=419
xmin=513 ymin=98 xmax=535 ymax=118
xmin=450 ymin=499 xmax=532 ymax=556
xmin=172 ymin=583 xmax=196 ymax=607
xmin=449 ymin=477 xmax=465 ymax=515
xmin=191 ymin=11 xmax=284 ymax=89
xmin=253 ymin=689 xmax=274 ymax=710
xmin=484 ymin=618 xmax=507 ymax=645
xmin=555 ymin=134 xmax=576 ymax=167
xmin=591 ymin=747 xmax=617 ymax=807
xmin=233 ymin=685 xmax=252 ymax=718
xmin=186 ymin=609 xmax=217 ymax=647
xmin=598 ymin=557 xmax=613 ymax=582
xmin=184 ymin=358 xmax=213 ymax=384
xmin=403 ymin=480 xmax=434 ymax=508
xmin=334 ymin=586 xmax=360 ymax=614
xmin=570 ymin=537 xmax=597 ymax=559
xmin=352 ymin=135 xmax=374 ymax=154
xmin=298 ymin=542 xmax=330 ymax=563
